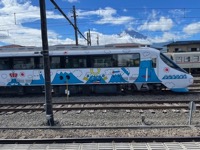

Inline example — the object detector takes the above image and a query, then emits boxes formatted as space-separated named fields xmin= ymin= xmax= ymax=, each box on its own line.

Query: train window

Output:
xmin=34 ymin=57 xmax=43 ymax=69
xmin=193 ymin=56 xmax=199 ymax=62
xmin=132 ymin=54 xmax=140 ymax=67
xmin=13 ymin=57 xmax=34 ymax=69
xmin=60 ymin=56 xmax=67 ymax=68
xmin=65 ymin=57 xmax=70 ymax=68
xmin=0 ymin=58 xmax=11 ymax=70
xmin=191 ymin=48 xmax=197 ymax=52
xmin=51 ymin=57 xmax=60 ymax=69
xmin=91 ymin=55 xmax=113 ymax=68
xmin=117 ymin=53 xmax=140 ymax=67
xmin=175 ymin=57 xmax=182 ymax=63
xmin=175 ymin=48 xmax=179 ymax=52
xmin=68 ymin=56 xmax=87 ymax=68
xmin=184 ymin=56 xmax=190 ymax=62
xmin=111 ymin=55 xmax=118 ymax=67
xmin=160 ymin=53 xmax=187 ymax=73
xmin=118 ymin=55 xmax=127 ymax=67
xmin=79 ymin=58 xmax=87 ymax=68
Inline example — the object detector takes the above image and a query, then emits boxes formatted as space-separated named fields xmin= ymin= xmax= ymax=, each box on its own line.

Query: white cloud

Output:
xmin=150 ymin=9 xmax=159 ymax=20
xmin=123 ymin=9 xmax=127 ymax=12
xmin=80 ymin=30 xmax=151 ymax=46
xmin=0 ymin=3 xmax=134 ymax=46
xmin=138 ymin=17 xmax=173 ymax=31
xmin=62 ymin=0 xmax=79 ymax=2
xmin=169 ymin=9 xmax=185 ymax=18
xmin=0 ymin=0 xmax=62 ymax=24
xmin=0 ymin=0 xmax=63 ymax=46
xmin=77 ymin=7 xmax=133 ymax=25
xmin=149 ymin=32 xmax=188 ymax=43
xmin=183 ymin=22 xmax=200 ymax=35
xmin=0 ymin=0 xmax=196 ymax=47
xmin=67 ymin=0 xmax=79 ymax=3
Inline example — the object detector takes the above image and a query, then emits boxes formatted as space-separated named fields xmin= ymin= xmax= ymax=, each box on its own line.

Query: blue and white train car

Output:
xmin=0 ymin=45 xmax=194 ymax=95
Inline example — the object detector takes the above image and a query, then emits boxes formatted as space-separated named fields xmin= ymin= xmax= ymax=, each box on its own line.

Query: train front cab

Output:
xmin=159 ymin=53 xmax=193 ymax=92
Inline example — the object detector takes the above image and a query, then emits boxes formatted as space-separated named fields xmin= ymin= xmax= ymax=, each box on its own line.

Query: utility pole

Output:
xmin=50 ymin=0 xmax=90 ymax=45
xmin=87 ymin=29 xmax=91 ymax=46
xmin=39 ymin=0 xmax=54 ymax=126
xmin=14 ymin=13 xmax=17 ymax=25
xmin=88 ymin=29 xmax=92 ymax=46
xmin=72 ymin=6 xmax=78 ymax=45
xmin=87 ymin=32 xmax=89 ymax=46
xmin=97 ymin=34 xmax=99 ymax=46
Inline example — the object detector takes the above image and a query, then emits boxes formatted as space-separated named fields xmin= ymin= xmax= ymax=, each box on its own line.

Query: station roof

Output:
xmin=166 ymin=40 xmax=200 ymax=46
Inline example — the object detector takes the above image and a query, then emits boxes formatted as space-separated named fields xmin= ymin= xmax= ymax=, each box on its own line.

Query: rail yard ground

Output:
xmin=0 ymin=93 xmax=200 ymax=139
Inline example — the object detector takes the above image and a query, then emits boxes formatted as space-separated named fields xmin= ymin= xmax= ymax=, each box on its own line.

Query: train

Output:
xmin=0 ymin=44 xmax=194 ymax=95
xmin=164 ymin=52 xmax=200 ymax=74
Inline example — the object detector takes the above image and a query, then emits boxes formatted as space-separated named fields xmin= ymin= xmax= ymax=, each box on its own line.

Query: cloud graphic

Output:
xmin=143 ymin=52 xmax=150 ymax=57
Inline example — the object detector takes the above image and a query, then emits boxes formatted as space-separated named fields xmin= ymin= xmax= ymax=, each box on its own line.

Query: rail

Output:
xmin=0 ymin=101 xmax=199 ymax=112
xmin=1 ymin=136 xmax=200 ymax=144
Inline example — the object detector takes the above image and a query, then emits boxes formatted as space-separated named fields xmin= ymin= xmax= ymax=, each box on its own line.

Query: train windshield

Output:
xmin=160 ymin=53 xmax=187 ymax=73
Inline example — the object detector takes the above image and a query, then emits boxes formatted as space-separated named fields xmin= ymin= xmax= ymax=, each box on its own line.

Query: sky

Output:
xmin=1 ymin=0 xmax=200 ymax=47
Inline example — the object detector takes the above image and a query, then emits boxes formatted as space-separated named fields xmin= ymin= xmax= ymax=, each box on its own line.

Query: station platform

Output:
xmin=1 ymin=142 xmax=200 ymax=150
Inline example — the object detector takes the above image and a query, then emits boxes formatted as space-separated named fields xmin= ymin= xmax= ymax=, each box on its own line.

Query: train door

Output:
xmin=152 ymin=57 xmax=157 ymax=78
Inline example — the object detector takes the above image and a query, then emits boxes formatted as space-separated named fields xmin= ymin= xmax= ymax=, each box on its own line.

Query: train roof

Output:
xmin=0 ymin=44 xmax=149 ymax=51
xmin=0 ymin=45 xmax=160 ymax=57
xmin=166 ymin=40 xmax=200 ymax=46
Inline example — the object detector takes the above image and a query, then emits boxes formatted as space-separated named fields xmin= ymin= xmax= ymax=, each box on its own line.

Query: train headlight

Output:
xmin=189 ymin=78 xmax=194 ymax=84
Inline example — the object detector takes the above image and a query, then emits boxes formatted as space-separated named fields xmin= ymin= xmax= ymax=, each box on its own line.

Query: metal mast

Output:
xmin=39 ymin=0 xmax=54 ymax=126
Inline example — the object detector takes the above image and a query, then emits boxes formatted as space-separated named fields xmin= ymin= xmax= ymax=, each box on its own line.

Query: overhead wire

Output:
xmin=0 ymin=7 xmax=200 ymax=43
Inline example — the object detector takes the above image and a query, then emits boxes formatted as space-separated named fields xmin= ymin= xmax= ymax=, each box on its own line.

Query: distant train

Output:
xmin=164 ymin=52 xmax=200 ymax=74
xmin=0 ymin=45 xmax=194 ymax=95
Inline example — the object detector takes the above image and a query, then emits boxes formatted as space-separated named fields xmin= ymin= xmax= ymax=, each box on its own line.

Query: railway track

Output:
xmin=1 ymin=137 xmax=200 ymax=150
xmin=1 ymin=136 xmax=200 ymax=144
xmin=188 ymin=77 xmax=200 ymax=92
xmin=0 ymin=101 xmax=199 ymax=113
xmin=0 ymin=77 xmax=199 ymax=147
xmin=0 ymin=97 xmax=199 ymax=141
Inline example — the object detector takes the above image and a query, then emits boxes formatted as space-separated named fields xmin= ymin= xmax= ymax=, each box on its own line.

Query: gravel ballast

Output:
xmin=0 ymin=93 xmax=200 ymax=138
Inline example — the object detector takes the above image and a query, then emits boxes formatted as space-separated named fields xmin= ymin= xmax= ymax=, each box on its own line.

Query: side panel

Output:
xmin=0 ymin=68 xmax=140 ymax=86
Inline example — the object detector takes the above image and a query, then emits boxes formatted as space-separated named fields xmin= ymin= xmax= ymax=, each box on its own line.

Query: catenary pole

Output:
xmin=39 ymin=0 xmax=54 ymax=126
xmin=72 ymin=6 xmax=78 ymax=45
xmin=50 ymin=0 xmax=89 ymax=43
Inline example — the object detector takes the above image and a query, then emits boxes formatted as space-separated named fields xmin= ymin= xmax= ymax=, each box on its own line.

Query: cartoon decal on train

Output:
xmin=0 ymin=64 xmax=191 ymax=91
xmin=2 ymin=60 xmax=184 ymax=86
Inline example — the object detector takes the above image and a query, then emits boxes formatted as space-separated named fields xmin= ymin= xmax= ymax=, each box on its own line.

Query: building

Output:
xmin=166 ymin=40 xmax=200 ymax=52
